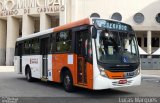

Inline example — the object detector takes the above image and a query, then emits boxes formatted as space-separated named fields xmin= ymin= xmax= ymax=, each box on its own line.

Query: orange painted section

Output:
xmin=52 ymin=54 xmax=76 ymax=83
xmin=86 ymin=62 xmax=93 ymax=89
xmin=105 ymin=70 xmax=124 ymax=79
xmin=53 ymin=18 xmax=90 ymax=32
xmin=52 ymin=53 xmax=93 ymax=89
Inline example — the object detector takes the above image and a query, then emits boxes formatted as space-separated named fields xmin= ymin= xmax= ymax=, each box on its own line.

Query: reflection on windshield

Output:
xmin=95 ymin=30 xmax=139 ymax=63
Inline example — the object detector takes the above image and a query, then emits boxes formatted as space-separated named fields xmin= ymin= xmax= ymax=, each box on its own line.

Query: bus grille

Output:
xmin=109 ymin=66 xmax=136 ymax=72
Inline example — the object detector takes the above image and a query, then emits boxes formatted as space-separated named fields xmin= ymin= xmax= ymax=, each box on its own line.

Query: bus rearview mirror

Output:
xmin=90 ymin=26 xmax=97 ymax=39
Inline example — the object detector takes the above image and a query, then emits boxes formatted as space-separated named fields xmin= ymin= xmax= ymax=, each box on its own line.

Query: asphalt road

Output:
xmin=0 ymin=72 xmax=160 ymax=103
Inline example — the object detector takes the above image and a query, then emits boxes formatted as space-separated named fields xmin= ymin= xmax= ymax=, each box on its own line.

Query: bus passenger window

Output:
xmin=50 ymin=34 xmax=56 ymax=53
xmin=15 ymin=43 xmax=19 ymax=56
xmin=24 ymin=41 xmax=30 ymax=55
xmin=31 ymin=39 xmax=40 ymax=55
xmin=56 ymin=30 xmax=72 ymax=53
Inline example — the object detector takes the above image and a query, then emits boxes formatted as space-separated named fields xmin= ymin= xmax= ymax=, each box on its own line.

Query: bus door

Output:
xmin=17 ymin=43 xmax=23 ymax=73
xmin=75 ymin=30 xmax=89 ymax=85
xmin=40 ymin=37 xmax=49 ymax=78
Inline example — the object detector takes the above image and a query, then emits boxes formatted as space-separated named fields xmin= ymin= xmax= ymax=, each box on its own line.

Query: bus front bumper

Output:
xmin=93 ymin=74 xmax=141 ymax=90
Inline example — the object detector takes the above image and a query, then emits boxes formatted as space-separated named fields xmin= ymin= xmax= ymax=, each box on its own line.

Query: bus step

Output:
xmin=41 ymin=77 xmax=48 ymax=82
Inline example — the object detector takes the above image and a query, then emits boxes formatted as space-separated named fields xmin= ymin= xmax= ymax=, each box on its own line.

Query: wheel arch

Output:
xmin=60 ymin=66 xmax=73 ymax=83
xmin=25 ymin=64 xmax=31 ymax=76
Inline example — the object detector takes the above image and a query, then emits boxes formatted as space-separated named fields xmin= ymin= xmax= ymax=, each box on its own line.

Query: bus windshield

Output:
xmin=95 ymin=30 xmax=139 ymax=64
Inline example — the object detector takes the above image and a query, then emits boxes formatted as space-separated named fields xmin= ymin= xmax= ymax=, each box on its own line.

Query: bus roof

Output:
xmin=54 ymin=18 xmax=90 ymax=32
xmin=16 ymin=18 xmax=132 ymax=42
xmin=16 ymin=18 xmax=90 ymax=42
xmin=17 ymin=28 xmax=54 ymax=41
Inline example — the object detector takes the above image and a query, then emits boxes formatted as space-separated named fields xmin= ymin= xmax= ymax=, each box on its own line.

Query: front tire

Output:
xmin=63 ymin=71 xmax=74 ymax=92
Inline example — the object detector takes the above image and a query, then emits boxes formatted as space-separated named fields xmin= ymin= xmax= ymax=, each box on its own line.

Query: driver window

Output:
xmin=99 ymin=30 xmax=118 ymax=55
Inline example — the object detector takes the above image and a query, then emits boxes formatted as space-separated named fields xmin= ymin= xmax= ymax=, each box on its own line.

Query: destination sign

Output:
xmin=94 ymin=19 xmax=132 ymax=31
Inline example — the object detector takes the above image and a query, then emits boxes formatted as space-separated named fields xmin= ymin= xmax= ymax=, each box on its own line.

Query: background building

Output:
xmin=0 ymin=0 xmax=160 ymax=66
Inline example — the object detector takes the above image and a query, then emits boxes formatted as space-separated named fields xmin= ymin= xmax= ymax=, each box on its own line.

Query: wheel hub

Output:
xmin=64 ymin=75 xmax=70 ymax=88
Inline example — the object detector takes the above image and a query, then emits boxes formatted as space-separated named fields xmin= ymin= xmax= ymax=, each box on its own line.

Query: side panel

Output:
xmin=14 ymin=56 xmax=20 ymax=74
xmin=52 ymin=53 xmax=93 ymax=89
xmin=86 ymin=62 xmax=93 ymax=89
xmin=48 ymin=54 xmax=53 ymax=81
xmin=52 ymin=54 xmax=76 ymax=83
xmin=22 ymin=55 xmax=42 ymax=78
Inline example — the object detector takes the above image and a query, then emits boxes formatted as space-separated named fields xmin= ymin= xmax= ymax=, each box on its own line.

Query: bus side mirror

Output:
xmin=90 ymin=26 xmax=97 ymax=39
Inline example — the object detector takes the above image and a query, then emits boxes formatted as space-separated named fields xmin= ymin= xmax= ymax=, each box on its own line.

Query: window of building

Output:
xmin=19 ymin=19 xmax=22 ymax=37
xmin=90 ymin=13 xmax=100 ymax=18
xmin=34 ymin=17 xmax=40 ymax=33
xmin=137 ymin=37 xmax=142 ymax=46
xmin=152 ymin=37 xmax=159 ymax=47
xmin=111 ymin=12 xmax=122 ymax=21
xmin=133 ymin=13 xmax=144 ymax=24
xmin=56 ymin=30 xmax=72 ymax=52
xmin=155 ymin=13 xmax=160 ymax=23
xmin=51 ymin=17 xmax=59 ymax=28
xmin=144 ymin=37 xmax=147 ymax=47
xmin=144 ymin=37 xmax=159 ymax=47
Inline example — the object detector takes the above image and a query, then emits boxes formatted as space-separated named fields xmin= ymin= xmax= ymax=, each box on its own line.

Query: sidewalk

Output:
xmin=0 ymin=66 xmax=14 ymax=72
xmin=141 ymin=70 xmax=160 ymax=76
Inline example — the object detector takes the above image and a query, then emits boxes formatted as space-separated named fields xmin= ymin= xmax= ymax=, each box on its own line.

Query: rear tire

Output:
xmin=26 ymin=67 xmax=34 ymax=82
xmin=63 ymin=70 xmax=74 ymax=92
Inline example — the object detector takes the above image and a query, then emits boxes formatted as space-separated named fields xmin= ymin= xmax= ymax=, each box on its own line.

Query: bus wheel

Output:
xmin=63 ymin=71 xmax=74 ymax=92
xmin=26 ymin=68 xmax=33 ymax=82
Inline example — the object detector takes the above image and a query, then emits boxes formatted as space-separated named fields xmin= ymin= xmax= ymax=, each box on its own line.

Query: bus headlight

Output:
xmin=98 ymin=66 xmax=108 ymax=77
xmin=124 ymin=67 xmax=141 ymax=78
xmin=136 ymin=66 xmax=141 ymax=75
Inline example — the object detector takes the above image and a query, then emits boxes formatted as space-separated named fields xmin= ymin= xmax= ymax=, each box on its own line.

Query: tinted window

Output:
xmin=56 ymin=30 xmax=72 ymax=53
xmin=24 ymin=41 xmax=30 ymax=55
xmin=15 ymin=42 xmax=24 ymax=56
xmin=15 ymin=42 xmax=23 ymax=56
xmin=50 ymin=34 xmax=56 ymax=53
xmin=15 ymin=43 xmax=19 ymax=56
xmin=76 ymin=30 xmax=92 ymax=62
xmin=31 ymin=39 xmax=40 ymax=55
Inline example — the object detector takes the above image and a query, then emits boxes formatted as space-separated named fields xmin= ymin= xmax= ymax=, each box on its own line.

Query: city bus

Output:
xmin=14 ymin=18 xmax=141 ymax=92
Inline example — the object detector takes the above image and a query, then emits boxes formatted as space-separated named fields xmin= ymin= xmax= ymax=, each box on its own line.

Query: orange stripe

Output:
xmin=105 ymin=70 xmax=124 ymax=79
xmin=53 ymin=18 xmax=90 ymax=32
